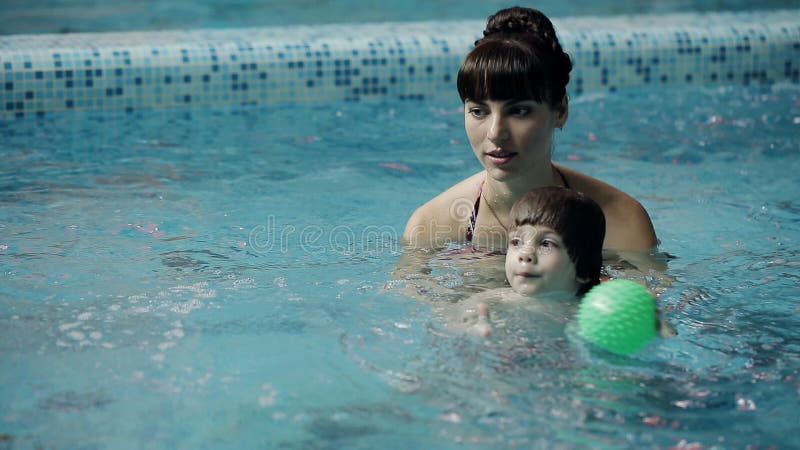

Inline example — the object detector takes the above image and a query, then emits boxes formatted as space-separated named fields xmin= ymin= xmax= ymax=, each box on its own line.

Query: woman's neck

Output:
xmin=483 ymin=163 xmax=560 ymax=211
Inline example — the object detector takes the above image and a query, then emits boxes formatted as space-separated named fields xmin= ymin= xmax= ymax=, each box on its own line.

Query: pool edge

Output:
xmin=1 ymin=9 xmax=799 ymax=118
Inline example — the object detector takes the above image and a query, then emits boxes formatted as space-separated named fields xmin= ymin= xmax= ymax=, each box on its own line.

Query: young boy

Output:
xmin=451 ymin=186 xmax=606 ymax=336
xmin=504 ymin=186 xmax=606 ymax=298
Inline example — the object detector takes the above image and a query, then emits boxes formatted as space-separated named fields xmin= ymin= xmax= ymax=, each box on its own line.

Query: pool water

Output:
xmin=1 ymin=83 xmax=799 ymax=448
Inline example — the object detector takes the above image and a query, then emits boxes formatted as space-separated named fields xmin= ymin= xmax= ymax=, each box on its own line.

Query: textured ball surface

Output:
xmin=577 ymin=279 xmax=657 ymax=355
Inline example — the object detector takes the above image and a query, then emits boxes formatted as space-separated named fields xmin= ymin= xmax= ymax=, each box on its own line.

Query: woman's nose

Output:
xmin=488 ymin=115 xmax=509 ymax=143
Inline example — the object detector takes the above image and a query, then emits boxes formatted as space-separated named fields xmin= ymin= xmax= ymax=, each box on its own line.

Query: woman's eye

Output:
xmin=510 ymin=106 xmax=531 ymax=117
xmin=468 ymin=108 xmax=487 ymax=118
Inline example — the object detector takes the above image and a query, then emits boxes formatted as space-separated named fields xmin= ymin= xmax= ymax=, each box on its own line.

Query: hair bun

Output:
xmin=461 ymin=6 xmax=572 ymax=109
xmin=481 ymin=7 xmax=554 ymax=41
xmin=483 ymin=18 xmax=533 ymax=37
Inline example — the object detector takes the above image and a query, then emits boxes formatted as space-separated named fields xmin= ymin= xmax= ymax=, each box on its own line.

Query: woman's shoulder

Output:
xmin=557 ymin=165 xmax=658 ymax=250
xmin=431 ymin=171 xmax=486 ymax=209
xmin=403 ymin=171 xmax=485 ymax=246
xmin=556 ymin=164 xmax=626 ymax=203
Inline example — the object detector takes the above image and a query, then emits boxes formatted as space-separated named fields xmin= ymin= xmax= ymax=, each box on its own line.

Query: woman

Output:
xmin=403 ymin=6 xmax=657 ymax=252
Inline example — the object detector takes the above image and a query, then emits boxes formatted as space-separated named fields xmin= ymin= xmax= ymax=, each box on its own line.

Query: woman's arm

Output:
xmin=555 ymin=164 xmax=658 ymax=250
xmin=602 ymin=195 xmax=658 ymax=250
xmin=402 ymin=172 xmax=486 ymax=249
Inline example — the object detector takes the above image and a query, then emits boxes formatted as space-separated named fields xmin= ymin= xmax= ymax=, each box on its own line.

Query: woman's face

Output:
xmin=504 ymin=224 xmax=579 ymax=296
xmin=464 ymin=98 xmax=566 ymax=181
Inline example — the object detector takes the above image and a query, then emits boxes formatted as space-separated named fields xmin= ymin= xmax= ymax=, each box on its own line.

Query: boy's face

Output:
xmin=505 ymin=224 xmax=579 ymax=296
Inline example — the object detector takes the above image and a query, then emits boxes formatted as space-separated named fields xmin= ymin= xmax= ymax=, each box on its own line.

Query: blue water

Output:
xmin=1 ymin=83 xmax=799 ymax=448
xmin=2 ymin=0 xmax=797 ymax=34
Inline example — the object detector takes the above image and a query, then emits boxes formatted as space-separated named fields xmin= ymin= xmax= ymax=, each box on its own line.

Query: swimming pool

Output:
xmin=2 ymin=4 xmax=800 ymax=450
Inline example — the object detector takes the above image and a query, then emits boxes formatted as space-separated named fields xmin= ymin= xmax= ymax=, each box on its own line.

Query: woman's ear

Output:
xmin=556 ymin=96 xmax=569 ymax=129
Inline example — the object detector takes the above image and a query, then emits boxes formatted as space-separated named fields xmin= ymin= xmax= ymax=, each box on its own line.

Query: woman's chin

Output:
xmin=484 ymin=165 xmax=515 ymax=178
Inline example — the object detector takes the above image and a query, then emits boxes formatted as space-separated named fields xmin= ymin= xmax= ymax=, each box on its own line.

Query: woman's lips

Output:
xmin=486 ymin=149 xmax=517 ymax=165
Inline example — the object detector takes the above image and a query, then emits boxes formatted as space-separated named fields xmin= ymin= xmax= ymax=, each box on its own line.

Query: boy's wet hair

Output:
xmin=457 ymin=6 xmax=572 ymax=109
xmin=510 ymin=186 xmax=606 ymax=295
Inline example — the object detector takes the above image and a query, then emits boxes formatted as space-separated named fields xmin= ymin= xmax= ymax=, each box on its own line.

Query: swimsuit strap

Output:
xmin=553 ymin=165 xmax=571 ymax=189
xmin=465 ymin=180 xmax=484 ymax=243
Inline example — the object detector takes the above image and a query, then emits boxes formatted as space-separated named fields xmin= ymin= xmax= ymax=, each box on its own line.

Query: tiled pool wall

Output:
xmin=1 ymin=9 xmax=799 ymax=118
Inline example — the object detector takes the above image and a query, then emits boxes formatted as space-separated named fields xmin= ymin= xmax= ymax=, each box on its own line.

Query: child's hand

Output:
xmin=475 ymin=303 xmax=492 ymax=336
xmin=459 ymin=301 xmax=492 ymax=337
xmin=656 ymin=313 xmax=677 ymax=337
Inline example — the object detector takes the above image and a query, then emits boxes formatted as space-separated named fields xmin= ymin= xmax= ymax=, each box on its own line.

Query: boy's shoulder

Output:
xmin=462 ymin=287 xmax=518 ymax=305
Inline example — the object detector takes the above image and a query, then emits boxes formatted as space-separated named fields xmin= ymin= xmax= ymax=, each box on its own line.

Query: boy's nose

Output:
xmin=518 ymin=249 xmax=537 ymax=263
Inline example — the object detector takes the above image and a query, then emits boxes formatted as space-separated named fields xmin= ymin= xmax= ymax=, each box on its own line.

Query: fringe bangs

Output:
xmin=457 ymin=41 xmax=549 ymax=104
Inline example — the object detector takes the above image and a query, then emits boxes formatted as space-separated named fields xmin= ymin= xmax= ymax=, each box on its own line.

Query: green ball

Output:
xmin=577 ymin=279 xmax=657 ymax=355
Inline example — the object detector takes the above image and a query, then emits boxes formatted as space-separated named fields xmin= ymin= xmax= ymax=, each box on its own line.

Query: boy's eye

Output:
xmin=537 ymin=239 xmax=560 ymax=254
xmin=509 ymin=237 xmax=521 ymax=247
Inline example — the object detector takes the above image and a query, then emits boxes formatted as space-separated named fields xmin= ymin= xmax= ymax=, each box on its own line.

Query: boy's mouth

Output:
xmin=517 ymin=272 xmax=541 ymax=278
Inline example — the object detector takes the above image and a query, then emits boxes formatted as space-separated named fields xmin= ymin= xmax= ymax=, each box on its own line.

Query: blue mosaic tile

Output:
xmin=0 ymin=10 xmax=798 ymax=117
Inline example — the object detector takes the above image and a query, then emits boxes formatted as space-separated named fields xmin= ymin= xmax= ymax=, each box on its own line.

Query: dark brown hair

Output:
xmin=457 ymin=7 xmax=572 ymax=109
xmin=510 ymin=186 xmax=605 ymax=295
